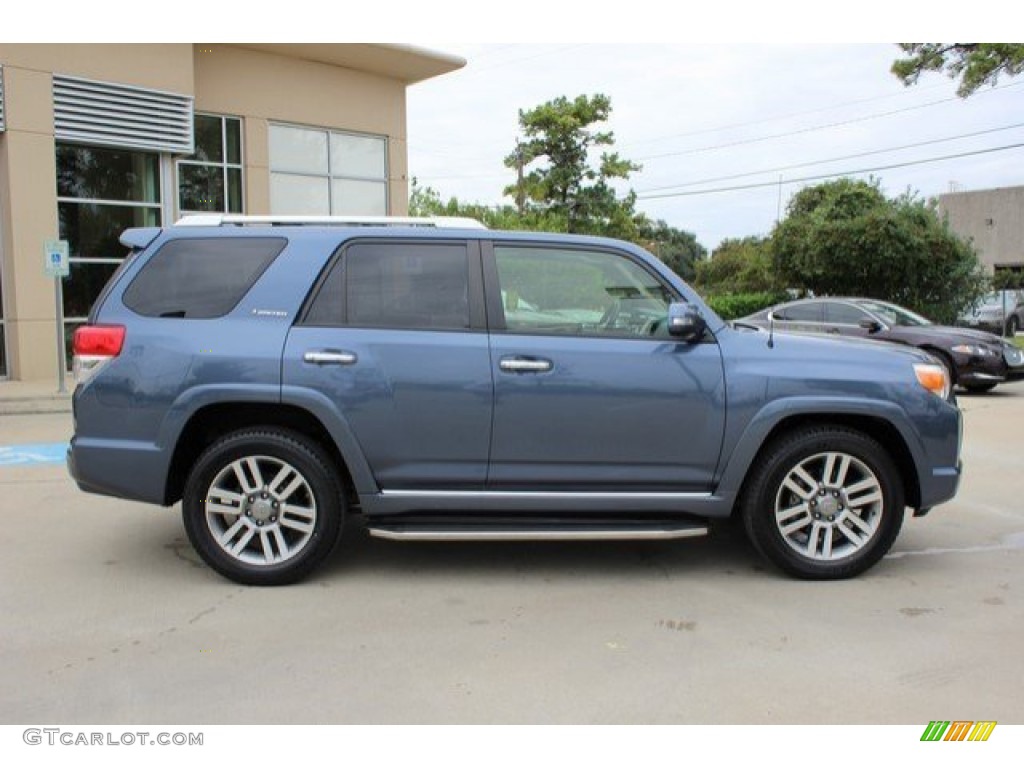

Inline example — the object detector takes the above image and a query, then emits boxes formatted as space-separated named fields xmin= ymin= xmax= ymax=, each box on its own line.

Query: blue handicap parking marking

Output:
xmin=0 ymin=443 xmax=69 ymax=466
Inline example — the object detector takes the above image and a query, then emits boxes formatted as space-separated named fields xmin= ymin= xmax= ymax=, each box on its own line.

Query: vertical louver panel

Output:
xmin=0 ymin=66 xmax=5 ymax=132
xmin=53 ymin=75 xmax=193 ymax=153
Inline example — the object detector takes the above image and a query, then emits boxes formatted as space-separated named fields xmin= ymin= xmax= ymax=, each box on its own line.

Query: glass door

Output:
xmin=56 ymin=143 xmax=162 ymax=362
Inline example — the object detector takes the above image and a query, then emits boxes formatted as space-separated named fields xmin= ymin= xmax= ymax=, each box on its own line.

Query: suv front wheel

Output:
xmin=741 ymin=426 xmax=904 ymax=580
xmin=182 ymin=428 xmax=345 ymax=585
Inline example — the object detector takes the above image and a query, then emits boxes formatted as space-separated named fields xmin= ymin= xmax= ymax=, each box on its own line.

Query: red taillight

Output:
xmin=73 ymin=325 xmax=125 ymax=357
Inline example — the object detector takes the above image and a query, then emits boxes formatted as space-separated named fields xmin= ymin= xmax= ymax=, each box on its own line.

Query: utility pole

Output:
xmin=776 ymin=174 xmax=784 ymax=223
xmin=513 ymin=138 xmax=526 ymax=216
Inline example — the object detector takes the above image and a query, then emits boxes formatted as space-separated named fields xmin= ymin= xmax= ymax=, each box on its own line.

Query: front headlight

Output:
xmin=951 ymin=344 xmax=998 ymax=357
xmin=914 ymin=363 xmax=951 ymax=400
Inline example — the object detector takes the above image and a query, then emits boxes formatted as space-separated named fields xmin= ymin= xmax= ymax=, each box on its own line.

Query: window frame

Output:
xmin=269 ymin=121 xmax=389 ymax=216
xmin=175 ymin=113 xmax=245 ymax=216
xmin=482 ymin=240 xmax=684 ymax=340
xmin=298 ymin=238 xmax=486 ymax=333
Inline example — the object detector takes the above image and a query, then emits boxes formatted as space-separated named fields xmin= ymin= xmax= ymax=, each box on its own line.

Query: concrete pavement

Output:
xmin=0 ymin=389 xmax=1021 ymax=724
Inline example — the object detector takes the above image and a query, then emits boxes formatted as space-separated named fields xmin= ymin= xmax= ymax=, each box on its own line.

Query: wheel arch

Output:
xmin=164 ymin=402 xmax=359 ymax=508
xmin=726 ymin=411 xmax=922 ymax=514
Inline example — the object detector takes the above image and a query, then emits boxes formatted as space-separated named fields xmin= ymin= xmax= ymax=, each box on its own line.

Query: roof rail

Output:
xmin=174 ymin=214 xmax=487 ymax=230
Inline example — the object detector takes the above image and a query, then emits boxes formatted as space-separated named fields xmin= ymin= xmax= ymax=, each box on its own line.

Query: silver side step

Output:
xmin=367 ymin=524 xmax=708 ymax=542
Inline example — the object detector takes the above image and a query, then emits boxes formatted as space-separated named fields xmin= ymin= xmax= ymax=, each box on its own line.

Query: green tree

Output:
xmin=636 ymin=217 xmax=706 ymax=280
xmin=892 ymin=44 xmax=1024 ymax=96
xmin=769 ymin=178 xmax=988 ymax=323
xmin=408 ymin=177 xmax=446 ymax=216
xmin=695 ymin=236 xmax=778 ymax=294
xmin=504 ymin=94 xmax=641 ymax=237
xmin=409 ymin=178 xmax=566 ymax=231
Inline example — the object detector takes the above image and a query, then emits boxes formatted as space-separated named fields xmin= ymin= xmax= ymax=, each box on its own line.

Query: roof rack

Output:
xmin=174 ymin=214 xmax=487 ymax=230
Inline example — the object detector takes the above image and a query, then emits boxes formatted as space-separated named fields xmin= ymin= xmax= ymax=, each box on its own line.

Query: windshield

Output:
xmin=857 ymin=300 xmax=932 ymax=327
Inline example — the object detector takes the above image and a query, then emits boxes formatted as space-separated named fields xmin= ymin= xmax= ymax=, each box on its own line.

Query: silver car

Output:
xmin=960 ymin=290 xmax=1024 ymax=337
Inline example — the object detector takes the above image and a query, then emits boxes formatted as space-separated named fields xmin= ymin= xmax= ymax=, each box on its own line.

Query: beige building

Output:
xmin=0 ymin=43 xmax=463 ymax=381
xmin=938 ymin=184 xmax=1024 ymax=279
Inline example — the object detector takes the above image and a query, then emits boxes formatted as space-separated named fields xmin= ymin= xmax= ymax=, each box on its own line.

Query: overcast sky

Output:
xmin=406 ymin=43 xmax=1023 ymax=251
xmin=20 ymin=4 xmax=1022 ymax=254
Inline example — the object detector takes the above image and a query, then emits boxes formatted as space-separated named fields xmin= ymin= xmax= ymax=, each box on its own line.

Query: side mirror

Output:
xmin=667 ymin=303 xmax=706 ymax=342
xmin=859 ymin=318 xmax=882 ymax=333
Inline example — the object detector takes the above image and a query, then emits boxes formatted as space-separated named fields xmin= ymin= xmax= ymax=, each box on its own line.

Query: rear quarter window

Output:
xmin=122 ymin=237 xmax=286 ymax=318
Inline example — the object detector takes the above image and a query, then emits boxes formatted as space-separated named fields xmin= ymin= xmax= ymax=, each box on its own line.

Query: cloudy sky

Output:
xmin=407 ymin=43 xmax=1023 ymax=251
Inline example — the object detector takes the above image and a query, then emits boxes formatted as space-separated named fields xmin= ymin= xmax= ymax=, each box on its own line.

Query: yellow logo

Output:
xmin=921 ymin=721 xmax=997 ymax=742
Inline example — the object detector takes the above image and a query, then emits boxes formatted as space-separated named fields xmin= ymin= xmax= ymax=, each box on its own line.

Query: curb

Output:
xmin=0 ymin=398 xmax=72 ymax=416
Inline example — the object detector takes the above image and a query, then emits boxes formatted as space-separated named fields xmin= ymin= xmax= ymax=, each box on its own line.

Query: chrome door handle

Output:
xmin=499 ymin=357 xmax=553 ymax=373
xmin=303 ymin=349 xmax=357 ymax=365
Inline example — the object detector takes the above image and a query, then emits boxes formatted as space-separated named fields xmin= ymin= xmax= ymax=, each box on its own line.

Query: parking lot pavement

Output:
xmin=1 ymin=391 xmax=1022 ymax=725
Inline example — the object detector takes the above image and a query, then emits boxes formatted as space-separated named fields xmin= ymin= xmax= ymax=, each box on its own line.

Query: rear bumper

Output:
xmin=67 ymin=436 xmax=169 ymax=505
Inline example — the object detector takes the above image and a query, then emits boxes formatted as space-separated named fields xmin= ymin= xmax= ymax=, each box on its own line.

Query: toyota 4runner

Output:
xmin=68 ymin=215 xmax=963 ymax=585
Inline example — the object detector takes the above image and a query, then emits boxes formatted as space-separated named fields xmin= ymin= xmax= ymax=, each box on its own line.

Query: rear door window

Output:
xmin=304 ymin=241 xmax=472 ymax=331
xmin=825 ymin=302 xmax=872 ymax=325
xmin=775 ymin=302 xmax=824 ymax=323
xmin=123 ymin=237 xmax=286 ymax=318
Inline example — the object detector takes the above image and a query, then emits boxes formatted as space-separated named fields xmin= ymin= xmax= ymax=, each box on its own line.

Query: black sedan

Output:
xmin=738 ymin=297 xmax=1024 ymax=393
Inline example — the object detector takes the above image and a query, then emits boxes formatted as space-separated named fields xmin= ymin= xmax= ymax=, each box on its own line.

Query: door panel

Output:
xmin=284 ymin=327 xmax=492 ymax=489
xmin=488 ymin=334 xmax=726 ymax=490
xmin=283 ymin=240 xmax=492 ymax=490
xmin=486 ymin=244 xmax=726 ymax=491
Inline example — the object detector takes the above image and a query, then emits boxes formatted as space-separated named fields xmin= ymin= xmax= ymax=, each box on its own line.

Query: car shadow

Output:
xmin=315 ymin=515 xmax=765 ymax=583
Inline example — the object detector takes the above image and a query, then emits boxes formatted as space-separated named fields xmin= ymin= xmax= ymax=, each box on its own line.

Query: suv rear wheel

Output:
xmin=182 ymin=428 xmax=344 ymax=585
xmin=741 ymin=426 xmax=904 ymax=579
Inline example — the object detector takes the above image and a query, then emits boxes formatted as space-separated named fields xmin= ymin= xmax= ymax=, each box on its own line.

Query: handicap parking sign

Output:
xmin=44 ymin=239 xmax=70 ymax=278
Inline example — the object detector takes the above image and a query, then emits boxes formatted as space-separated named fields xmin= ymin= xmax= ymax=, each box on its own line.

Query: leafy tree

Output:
xmin=892 ymin=44 xmax=1024 ymax=96
xmin=635 ymin=217 xmax=706 ymax=280
xmin=409 ymin=178 xmax=564 ymax=231
xmin=694 ymin=237 xmax=778 ymax=294
xmin=504 ymin=94 xmax=641 ymax=237
xmin=769 ymin=178 xmax=988 ymax=323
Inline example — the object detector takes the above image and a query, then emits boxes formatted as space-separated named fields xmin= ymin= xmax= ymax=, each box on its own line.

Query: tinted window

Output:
xmin=494 ymin=245 xmax=673 ymax=337
xmin=304 ymin=257 xmax=346 ymax=326
xmin=340 ymin=242 xmax=470 ymax=330
xmin=825 ymin=302 xmax=870 ymax=325
xmin=776 ymin=302 xmax=823 ymax=322
xmin=123 ymin=237 xmax=286 ymax=318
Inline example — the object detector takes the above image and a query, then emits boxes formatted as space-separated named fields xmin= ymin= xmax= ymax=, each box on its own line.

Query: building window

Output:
xmin=269 ymin=123 xmax=387 ymax=216
xmin=177 ymin=114 xmax=243 ymax=214
xmin=56 ymin=143 xmax=162 ymax=355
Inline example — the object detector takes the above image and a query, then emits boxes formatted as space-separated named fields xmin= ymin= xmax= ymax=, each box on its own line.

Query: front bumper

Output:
xmin=952 ymin=351 xmax=1008 ymax=387
xmin=1003 ymin=343 xmax=1024 ymax=380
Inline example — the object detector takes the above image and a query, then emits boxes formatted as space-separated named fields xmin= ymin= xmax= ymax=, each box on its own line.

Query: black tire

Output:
xmin=962 ymin=381 xmax=998 ymax=394
xmin=1007 ymin=316 xmax=1019 ymax=337
xmin=182 ymin=428 xmax=345 ymax=586
xmin=740 ymin=426 xmax=904 ymax=580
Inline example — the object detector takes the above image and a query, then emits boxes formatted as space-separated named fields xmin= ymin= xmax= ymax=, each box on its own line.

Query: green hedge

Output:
xmin=702 ymin=291 xmax=787 ymax=320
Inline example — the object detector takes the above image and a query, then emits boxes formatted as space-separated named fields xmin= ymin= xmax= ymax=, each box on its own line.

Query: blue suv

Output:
xmin=68 ymin=215 xmax=963 ymax=585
